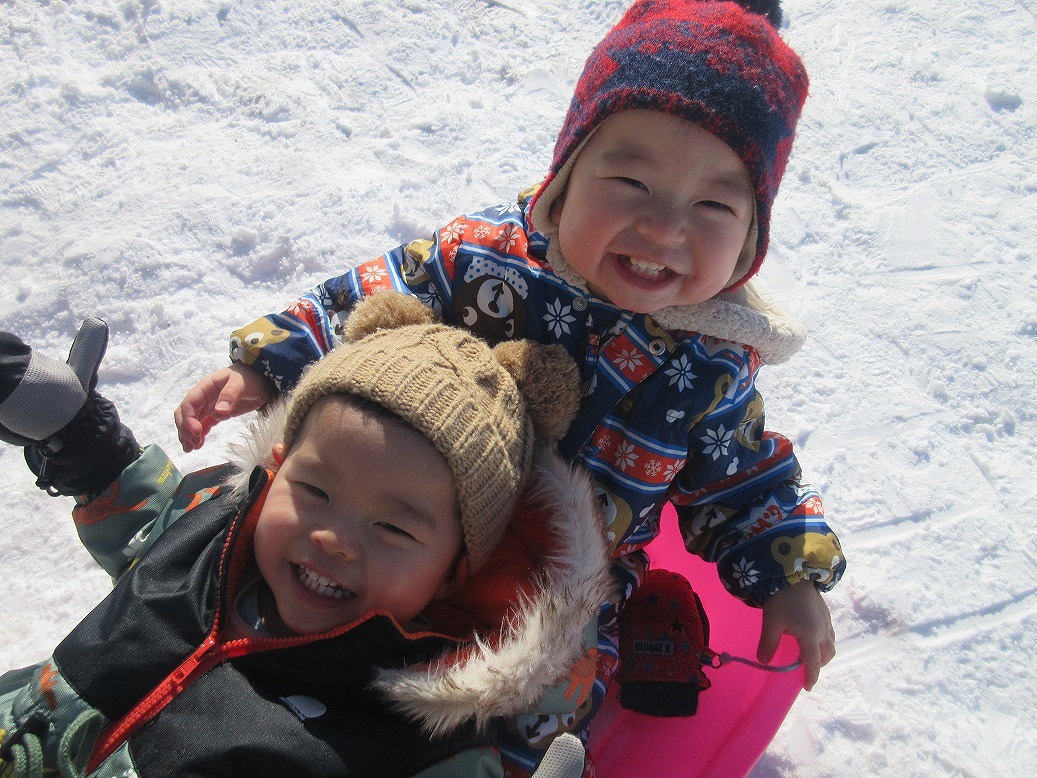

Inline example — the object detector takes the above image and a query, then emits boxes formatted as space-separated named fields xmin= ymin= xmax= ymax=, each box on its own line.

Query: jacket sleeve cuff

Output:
xmin=717 ymin=526 xmax=846 ymax=607
xmin=71 ymin=445 xmax=182 ymax=579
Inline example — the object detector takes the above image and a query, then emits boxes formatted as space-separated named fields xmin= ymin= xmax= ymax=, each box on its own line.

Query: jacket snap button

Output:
xmin=573 ymin=297 xmax=587 ymax=311
xmin=649 ymin=339 xmax=666 ymax=356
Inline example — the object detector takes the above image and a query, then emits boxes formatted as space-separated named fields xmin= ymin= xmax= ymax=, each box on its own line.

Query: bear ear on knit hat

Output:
xmin=493 ymin=341 xmax=580 ymax=442
xmin=342 ymin=291 xmax=439 ymax=342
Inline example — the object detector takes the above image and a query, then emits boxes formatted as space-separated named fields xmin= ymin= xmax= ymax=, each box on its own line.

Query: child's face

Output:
xmin=549 ymin=110 xmax=755 ymax=312
xmin=254 ymin=396 xmax=464 ymax=635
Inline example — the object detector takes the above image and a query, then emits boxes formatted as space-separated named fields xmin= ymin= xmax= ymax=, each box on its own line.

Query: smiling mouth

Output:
xmin=295 ymin=564 xmax=354 ymax=600
xmin=619 ymin=255 xmax=671 ymax=281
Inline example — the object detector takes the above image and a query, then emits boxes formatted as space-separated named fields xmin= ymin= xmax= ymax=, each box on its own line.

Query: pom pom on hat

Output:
xmin=729 ymin=0 xmax=783 ymax=28
xmin=341 ymin=290 xmax=438 ymax=341
xmin=282 ymin=292 xmax=581 ymax=571
xmin=492 ymin=340 xmax=581 ymax=442
xmin=529 ymin=0 xmax=807 ymax=290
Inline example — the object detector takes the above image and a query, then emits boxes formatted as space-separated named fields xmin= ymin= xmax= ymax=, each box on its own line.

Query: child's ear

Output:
xmin=434 ymin=554 xmax=470 ymax=599
xmin=549 ymin=192 xmax=566 ymax=226
xmin=271 ymin=442 xmax=287 ymax=466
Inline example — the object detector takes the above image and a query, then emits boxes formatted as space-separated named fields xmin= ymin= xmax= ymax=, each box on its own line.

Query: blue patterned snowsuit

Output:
xmin=228 ymin=194 xmax=846 ymax=773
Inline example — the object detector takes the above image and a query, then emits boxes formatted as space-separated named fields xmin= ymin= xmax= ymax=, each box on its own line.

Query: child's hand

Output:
xmin=758 ymin=579 xmax=836 ymax=691
xmin=174 ymin=365 xmax=272 ymax=452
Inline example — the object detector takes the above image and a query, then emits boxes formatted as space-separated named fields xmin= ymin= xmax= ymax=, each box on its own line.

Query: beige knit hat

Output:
xmin=281 ymin=291 xmax=581 ymax=571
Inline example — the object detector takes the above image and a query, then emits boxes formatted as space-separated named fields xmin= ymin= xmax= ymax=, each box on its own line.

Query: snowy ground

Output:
xmin=2 ymin=1 xmax=1035 ymax=775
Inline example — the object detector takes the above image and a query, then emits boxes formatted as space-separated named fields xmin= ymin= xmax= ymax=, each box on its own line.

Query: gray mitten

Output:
xmin=0 ymin=319 xmax=138 ymax=496
xmin=0 ymin=318 xmax=108 ymax=446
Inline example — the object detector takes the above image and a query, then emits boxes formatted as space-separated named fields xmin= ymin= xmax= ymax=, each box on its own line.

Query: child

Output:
xmin=0 ymin=293 xmax=610 ymax=778
xmin=175 ymin=0 xmax=845 ymax=770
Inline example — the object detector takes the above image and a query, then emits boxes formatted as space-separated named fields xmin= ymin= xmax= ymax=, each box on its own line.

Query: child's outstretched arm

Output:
xmin=758 ymin=580 xmax=837 ymax=691
xmin=176 ymin=238 xmax=432 ymax=451
xmin=185 ymin=225 xmax=470 ymax=451
xmin=205 ymin=206 xmax=545 ymax=454
xmin=1 ymin=322 xmax=231 ymax=579
xmin=174 ymin=364 xmax=273 ymax=452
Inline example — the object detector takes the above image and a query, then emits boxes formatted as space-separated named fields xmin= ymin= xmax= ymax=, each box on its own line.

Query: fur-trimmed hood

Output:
xmin=225 ymin=403 xmax=613 ymax=737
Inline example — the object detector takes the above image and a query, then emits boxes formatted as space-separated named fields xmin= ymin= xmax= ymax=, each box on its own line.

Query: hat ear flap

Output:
xmin=342 ymin=291 xmax=440 ymax=343
xmin=493 ymin=341 xmax=581 ymax=441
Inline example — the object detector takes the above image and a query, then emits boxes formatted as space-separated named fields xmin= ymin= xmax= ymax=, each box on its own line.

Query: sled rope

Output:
xmin=713 ymin=652 xmax=802 ymax=673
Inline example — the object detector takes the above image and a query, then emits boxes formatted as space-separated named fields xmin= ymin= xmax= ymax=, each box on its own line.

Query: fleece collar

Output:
xmin=539 ymin=235 xmax=805 ymax=365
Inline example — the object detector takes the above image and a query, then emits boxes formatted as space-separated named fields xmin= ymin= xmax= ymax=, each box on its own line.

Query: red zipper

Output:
xmin=86 ymin=628 xmax=323 ymax=773
xmin=87 ymin=634 xmax=220 ymax=772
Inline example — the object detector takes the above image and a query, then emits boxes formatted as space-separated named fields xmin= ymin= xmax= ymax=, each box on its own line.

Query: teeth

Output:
xmin=626 ymin=257 xmax=667 ymax=277
xmin=297 ymin=565 xmax=352 ymax=600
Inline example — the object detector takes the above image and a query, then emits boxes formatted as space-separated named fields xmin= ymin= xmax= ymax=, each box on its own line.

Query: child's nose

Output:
xmin=311 ymin=526 xmax=361 ymax=562
xmin=636 ymin=207 xmax=687 ymax=246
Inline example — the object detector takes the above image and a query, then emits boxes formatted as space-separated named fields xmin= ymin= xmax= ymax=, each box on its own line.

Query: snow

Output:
xmin=1 ymin=0 xmax=1035 ymax=774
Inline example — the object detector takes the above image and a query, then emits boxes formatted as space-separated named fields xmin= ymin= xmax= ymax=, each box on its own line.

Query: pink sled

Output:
xmin=588 ymin=505 xmax=803 ymax=777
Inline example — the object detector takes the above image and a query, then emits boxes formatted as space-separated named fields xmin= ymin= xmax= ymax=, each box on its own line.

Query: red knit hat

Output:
xmin=529 ymin=0 xmax=808 ymax=290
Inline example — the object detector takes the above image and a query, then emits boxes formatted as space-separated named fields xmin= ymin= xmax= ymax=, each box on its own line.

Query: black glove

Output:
xmin=0 ymin=319 xmax=139 ymax=497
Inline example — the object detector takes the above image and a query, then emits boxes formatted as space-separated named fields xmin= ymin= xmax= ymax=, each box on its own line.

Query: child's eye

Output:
xmin=376 ymin=522 xmax=417 ymax=541
xmin=298 ymin=482 xmax=329 ymax=502
xmin=701 ymin=200 xmax=735 ymax=214
xmin=617 ymin=177 xmax=648 ymax=191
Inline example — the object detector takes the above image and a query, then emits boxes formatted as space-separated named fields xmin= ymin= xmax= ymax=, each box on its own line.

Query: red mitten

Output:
xmin=616 ymin=569 xmax=714 ymax=716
